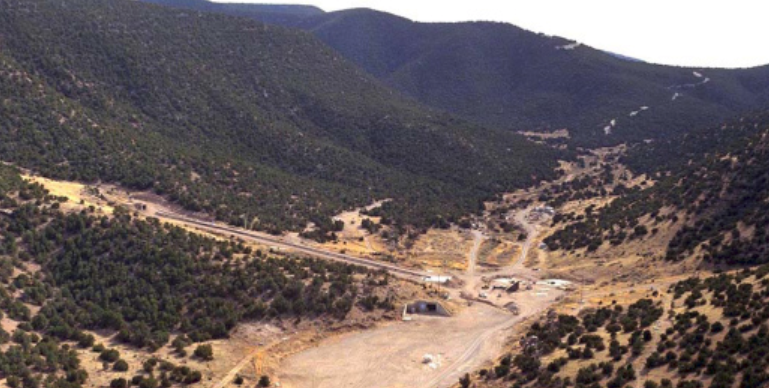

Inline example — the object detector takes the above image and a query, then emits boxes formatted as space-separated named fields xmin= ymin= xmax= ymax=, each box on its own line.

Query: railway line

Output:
xmin=154 ymin=211 xmax=430 ymax=279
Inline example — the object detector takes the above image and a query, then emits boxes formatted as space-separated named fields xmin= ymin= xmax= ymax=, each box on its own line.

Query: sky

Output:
xmin=211 ymin=0 xmax=769 ymax=68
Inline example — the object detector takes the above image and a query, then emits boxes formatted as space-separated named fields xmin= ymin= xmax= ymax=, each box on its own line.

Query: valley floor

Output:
xmin=19 ymin=153 xmax=695 ymax=388
xmin=278 ymin=303 xmax=511 ymax=388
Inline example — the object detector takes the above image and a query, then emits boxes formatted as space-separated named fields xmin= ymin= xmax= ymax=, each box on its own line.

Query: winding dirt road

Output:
xmin=463 ymin=230 xmax=486 ymax=293
xmin=136 ymin=190 xmax=557 ymax=388
xmin=275 ymin=205 xmax=561 ymax=388
xmin=512 ymin=209 xmax=537 ymax=268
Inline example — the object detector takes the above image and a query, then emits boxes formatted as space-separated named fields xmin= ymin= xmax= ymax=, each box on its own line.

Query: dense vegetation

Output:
xmin=142 ymin=0 xmax=323 ymax=24
xmin=4 ymin=186 xmax=393 ymax=346
xmin=545 ymin=111 xmax=769 ymax=264
xmin=138 ymin=0 xmax=769 ymax=148
xmin=0 ymin=0 xmax=563 ymax=237
xmin=0 ymin=165 xmax=395 ymax=387
xmin=622 ymin=111 xmax=769 ymax=175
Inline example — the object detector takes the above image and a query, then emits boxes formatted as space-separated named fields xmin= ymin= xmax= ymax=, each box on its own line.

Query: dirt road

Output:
xmin=512 ymin=209 xmax=537 ymax=268
xmin=463 ymin=230 xmax=485 ymax=293
xmin=68 ymin=177 xmax=562 ymax=388
xmin=210 ymin=347 xmax=263 ymax=388
xmin=275 ymin=204 xmax=563 ymax=388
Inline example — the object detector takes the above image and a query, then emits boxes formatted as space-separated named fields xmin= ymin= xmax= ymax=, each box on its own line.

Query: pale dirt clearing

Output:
xmin=21 ymin=173 xmax=115 ymax=214
xmin=408 ymin=229 xmax=476 ymax=271
xmin=322 ymin=200 xmax=389 ymax=257
xmin=275 ymin=199 xmax=565 ymax=388
xmin=277 ymin=303 xmax=515 ymax=388
xmin=463 ymin=230 xmax=485 ymax=292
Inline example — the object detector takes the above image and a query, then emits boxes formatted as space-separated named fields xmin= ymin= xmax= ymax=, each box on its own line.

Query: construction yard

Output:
xmin=18 ymin=172 xmax=568 ymax=388
xmin=277 ymin=291 xmax=563 ymax=388
xmin=273 ymin=197 xmax=571 ymax=388
xmin=14 ymin=160 xmax=694 ymax=388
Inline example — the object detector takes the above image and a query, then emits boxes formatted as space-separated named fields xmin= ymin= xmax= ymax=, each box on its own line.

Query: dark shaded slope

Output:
xmin=141 ymin=0 xmax=324 ymax=24
xmin=136 ymin=0 xmax=769 ymax=147
xmin=0 ymin=0 xmax=562 ymax=234
xmin=293 ymin=10 xmax=769 ymax=147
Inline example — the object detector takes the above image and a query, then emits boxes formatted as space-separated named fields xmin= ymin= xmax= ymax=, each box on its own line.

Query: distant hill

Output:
xmin=141 ymin=0 xmax=325 ymax=23
xmin=137 ymin=0 xmax=769 ymax=147
xmin=0 ymin=0 xmax=563 ymax=235
xmin=604 ymin=51 xmax=645 ymax=63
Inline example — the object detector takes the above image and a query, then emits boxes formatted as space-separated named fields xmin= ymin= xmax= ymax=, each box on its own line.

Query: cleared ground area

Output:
xmin=278 ymin=303 xmax=512 ymax=388
xmin=275 ymin=200 xmax=565 ymax=388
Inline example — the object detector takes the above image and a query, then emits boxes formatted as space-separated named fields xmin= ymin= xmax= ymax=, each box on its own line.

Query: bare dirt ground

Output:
xmin=320 ymin=201 xmax=390 ymax=257
xmin=274 ymin=201 xmax=564 ymax=388
xmin=73 ymin=276 xmax=429 ymax=388
xmin=277 ymin=291 xmax=562 ymax=388
xmin=22 ymin=174 xmax=116 ymax=215
xmin=321 ymin=202 xmax=491 ymax=274
xmin=279 ymin=303 xmax=508 ymax=388
xmin=517 ymin=129 xmax=570 ymax=142
xmin=462 ymin=230 xmax=485 ymax=292
xmin=77 ymin=329 xmax=256 ymax=388
xmin=410 ymin=229 xmax=476 ymax=271
xmin=477 ymin=238 xmax=519 ymax=268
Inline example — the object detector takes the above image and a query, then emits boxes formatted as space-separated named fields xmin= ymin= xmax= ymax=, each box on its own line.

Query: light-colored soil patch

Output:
xmin=277 ymin=303 xmax=513 ymax=388
xmin=321 ymin=201 xmax=391 ymax=257
xmin=22 ymin=174 xmax=114 ymax=215
xmin=76 ymin=323 xmax=285 ymax=388
xmin=406 ymin=229 xmax=475 ymax=271
xmin=518 ymin=129 xmax=570 ymax=140
xmin=23 ymin=174 xmax=271 ymax=250
xmin=478 ymin=239 xmax=519 ymax=268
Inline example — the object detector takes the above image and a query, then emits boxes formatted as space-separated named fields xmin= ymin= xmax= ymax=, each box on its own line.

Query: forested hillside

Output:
xmin=0 ymin=164 xmax=396 ymax=388
xmin=137 ymin=0 xmax=769 ymax=147
xmin=465 ymin=268 xmax=769 ymax=388
xmin=545 ymin=110 xmax=769 ymax=265
xmin=142 ymin=0 xmax=323 ymax=25
xmin=0 ymin=0 xmax=563 ymax=236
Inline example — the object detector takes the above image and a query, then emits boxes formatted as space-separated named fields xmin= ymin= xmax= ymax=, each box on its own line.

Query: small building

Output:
xmin=423 ymin=275 xmax=452 ymax=284
xmin=533 ymin=206 xmax=556 ymax=216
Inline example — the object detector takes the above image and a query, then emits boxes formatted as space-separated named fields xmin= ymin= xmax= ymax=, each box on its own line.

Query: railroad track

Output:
xmin=154 ymin=211 xmax=429 ymax=279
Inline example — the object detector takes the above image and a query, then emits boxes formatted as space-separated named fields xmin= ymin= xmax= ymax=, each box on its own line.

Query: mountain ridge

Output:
xmin=0 ymin=0 xmax=563 ymax=235
xmin=137 ymin=0 xmax=769 ymax=147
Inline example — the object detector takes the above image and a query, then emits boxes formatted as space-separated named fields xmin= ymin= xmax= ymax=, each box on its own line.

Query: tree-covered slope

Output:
xmin=464 ymin=268 xmax=769 ymax=388
xmin=138 ymin=0 xmax=769 ymax=148
xmin=0 ymin=163 xmax=397 ymax=388
xmin=545 ymin=110 xmax=769 ymax=265
xmin=0 ymin=0 xmax=563 ymax=234
xmin=141 ymin=0 xmax=324 ymax=25
xmin=280 ymin=10 xmax=769 ymax=148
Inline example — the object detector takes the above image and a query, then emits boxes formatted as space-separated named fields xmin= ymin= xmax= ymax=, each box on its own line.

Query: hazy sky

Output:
xmin=211 ymin=0 xmax=768 ymax=68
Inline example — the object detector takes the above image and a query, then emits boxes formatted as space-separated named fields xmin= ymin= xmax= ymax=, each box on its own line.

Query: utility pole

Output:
xmin=441 ymin=258 xmax=448 ymax=296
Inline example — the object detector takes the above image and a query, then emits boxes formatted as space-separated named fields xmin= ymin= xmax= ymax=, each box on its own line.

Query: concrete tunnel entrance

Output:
xmin=404 ymin=300 xmax=452 ymax=317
